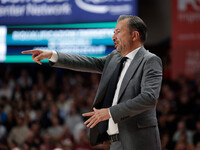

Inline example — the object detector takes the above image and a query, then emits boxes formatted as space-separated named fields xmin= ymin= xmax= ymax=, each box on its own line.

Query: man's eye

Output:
xmin=114 ymin=30 xmax=120 ymax=34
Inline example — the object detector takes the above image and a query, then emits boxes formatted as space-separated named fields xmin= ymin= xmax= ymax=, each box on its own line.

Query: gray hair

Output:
xmin=117 ymin=15 xmax=147 ymax=43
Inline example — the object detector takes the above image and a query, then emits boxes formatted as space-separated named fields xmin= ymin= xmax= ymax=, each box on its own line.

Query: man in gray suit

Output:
xmin=22 ymin=15 xmax=162 ymax=150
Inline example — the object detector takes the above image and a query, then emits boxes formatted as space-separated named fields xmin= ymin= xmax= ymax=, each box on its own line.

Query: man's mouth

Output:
xmin=114 ymin=42 xmax=119 ymax=48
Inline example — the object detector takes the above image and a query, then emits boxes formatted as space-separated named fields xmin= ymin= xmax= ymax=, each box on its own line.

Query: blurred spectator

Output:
xmin=75 ymin=128 xmax=91 ymax=150
xmin=5 ymin=111 xmax=16 ymax=133
xmin=40 ymin=132 xmax=55 ymax=150
xmin=23 ymin=130 xmax=39 ymax=149
xmin=56 ymin=92 xmax=71 ymax=120
xmin=0 ymin=81 xmax=12 ymax=100
xmin=158 ymin=100 xmax=177 ymax=136
xmin=29 ymin=121 xmax=42 ymax=146
xmin=24 ymin=101 xmax=37 ymax=122
xmin=161 ymin=132 xmax=174 ymax=150
xmin=31 ymin=83 xmax=44 ymax=101
xmin=17 ymin=70 xmax=32 ymax=89
xmin=0 ymin=121 xmax=7 ymax=147
xmin=47 ymin=116 xmax=64 ymax=142
xmin=0 ymin=104 xmax=7 ymax=125
xmin=37 ymin=101 xmax=51 ymax=128
xmin=48 ymin=103 xmax=63 ymax=125
xmin=46 ymin=72 xmax=57 ymax=93
xmin=65 ymin=102 xmax=83 ymax=136
xmin=60 ymin=125 xmax=74 ymax=149
xmin=174 ymin=142 xmax=187 ymax=150
xmin=176 ymin=94 xmax=195 ymax=121
xmin=8 ymin=114 xmax=30 ymax=146
xmin=12 ymin=83 xmax=22 ymax=101
xmin=1 ymin=96 xmax=12 ymax=115
xmin=173 ymin=120 xmax=193 ymax=144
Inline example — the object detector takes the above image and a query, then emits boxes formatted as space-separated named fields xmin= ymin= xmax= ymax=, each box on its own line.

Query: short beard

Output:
xmin=116 ymin=45 xmax=125 ymax=55
xmin=116 ymin=43 xmax=131 ymax=56
xmin=116 ymin=47 xmax=122 ymax=54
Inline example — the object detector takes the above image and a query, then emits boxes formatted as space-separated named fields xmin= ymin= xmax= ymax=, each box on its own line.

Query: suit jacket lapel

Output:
xmin=117 ymin=47 xmax=146 ymax=102
xmin=93 ymin=52 xmax=122 ymax=107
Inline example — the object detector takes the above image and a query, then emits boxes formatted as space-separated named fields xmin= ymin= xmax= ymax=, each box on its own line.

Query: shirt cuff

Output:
xmin=49 ymin=50 xmax=58 ymax=62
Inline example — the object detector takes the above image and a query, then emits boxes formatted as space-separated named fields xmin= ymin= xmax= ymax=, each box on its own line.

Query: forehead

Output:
xmin=115 ymin=19 xmax=129 ymax=31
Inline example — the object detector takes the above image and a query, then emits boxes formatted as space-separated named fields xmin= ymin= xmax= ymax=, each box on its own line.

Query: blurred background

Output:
xmin=0 ymin=0 xmax=200 ymax=150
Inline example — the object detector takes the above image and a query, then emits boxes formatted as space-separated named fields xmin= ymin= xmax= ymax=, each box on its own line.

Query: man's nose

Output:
xmin=112 ymin=34 xmax=116 ymax=41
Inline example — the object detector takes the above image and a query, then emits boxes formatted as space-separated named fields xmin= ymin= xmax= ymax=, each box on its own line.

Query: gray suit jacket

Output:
xmin=50 ymin=46 xmax=163 ymax=150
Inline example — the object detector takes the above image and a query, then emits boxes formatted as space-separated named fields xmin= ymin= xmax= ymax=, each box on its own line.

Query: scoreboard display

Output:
xmin=0 ymin=0 xmax=138 ymax=63
xmin=0 ymin=22 xmax=116 ymax=63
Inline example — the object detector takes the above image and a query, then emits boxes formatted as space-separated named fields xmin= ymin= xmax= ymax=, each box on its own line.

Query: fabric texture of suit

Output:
xmin=50 ymin=46 xmax=163 ymax=150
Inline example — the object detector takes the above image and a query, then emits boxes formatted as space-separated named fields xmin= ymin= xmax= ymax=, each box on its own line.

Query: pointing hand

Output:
xmin=21 ymin=49 xmax=52 ymax=65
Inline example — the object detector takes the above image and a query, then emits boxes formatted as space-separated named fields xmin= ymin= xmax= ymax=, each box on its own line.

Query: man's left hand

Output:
xmin=82 ymin=108 xmax=111 ymax=128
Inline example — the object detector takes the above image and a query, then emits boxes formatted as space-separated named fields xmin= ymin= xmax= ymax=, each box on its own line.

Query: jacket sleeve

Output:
xmin=109 ymin=55 xmax=163 ymax=123
xmin=49 ymin=51 xmax=108 ymax=74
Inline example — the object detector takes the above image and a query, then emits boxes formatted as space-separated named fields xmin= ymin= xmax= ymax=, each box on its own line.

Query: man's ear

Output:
xmin=132 ymin=31 xmax=140 ymax=41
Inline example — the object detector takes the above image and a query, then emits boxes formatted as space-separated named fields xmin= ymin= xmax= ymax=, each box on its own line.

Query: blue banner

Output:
xmin=0 ymin=0 xmax=138 ymax=25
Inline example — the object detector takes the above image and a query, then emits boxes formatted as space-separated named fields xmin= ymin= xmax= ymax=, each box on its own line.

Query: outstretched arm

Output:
xmin=22 ymin=49 xmax=108 ymax=73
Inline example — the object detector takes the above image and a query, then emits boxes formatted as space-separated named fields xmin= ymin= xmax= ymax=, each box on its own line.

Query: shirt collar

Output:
xmin=125 ymin=46 xmax=141 ymax=60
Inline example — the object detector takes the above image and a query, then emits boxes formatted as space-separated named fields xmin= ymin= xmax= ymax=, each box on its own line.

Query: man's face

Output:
xmin=112 ymin=19 xmax=133 ymax=55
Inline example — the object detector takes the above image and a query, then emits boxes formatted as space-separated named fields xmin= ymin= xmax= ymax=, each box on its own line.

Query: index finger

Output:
xmin=82 ymin=111 xmax=95 ymax=117
xmin=21 ymin=50 xmax=38 ymax=54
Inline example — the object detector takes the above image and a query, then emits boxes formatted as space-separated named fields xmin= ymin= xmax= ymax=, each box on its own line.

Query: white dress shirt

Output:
xmin=107 ymin=47 xmax=141 ymax=135
xmin=49 ymin=50 xmax=58 ymax=62
xmin=49 ymin=47 xmax=141 ymax=135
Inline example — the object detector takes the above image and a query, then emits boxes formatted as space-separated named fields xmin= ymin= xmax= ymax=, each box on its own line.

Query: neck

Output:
xmin=121 ymin=43 xmax=143 ymax=56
